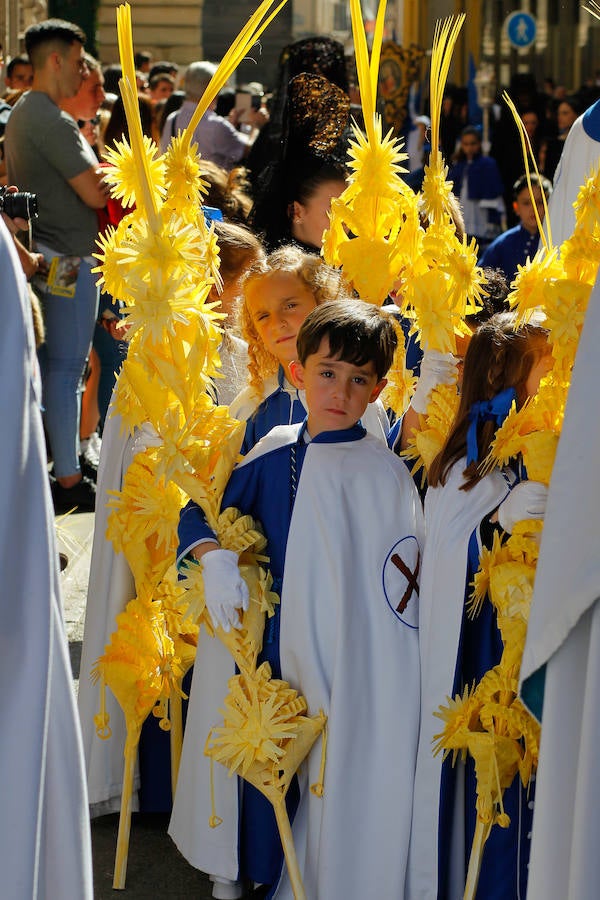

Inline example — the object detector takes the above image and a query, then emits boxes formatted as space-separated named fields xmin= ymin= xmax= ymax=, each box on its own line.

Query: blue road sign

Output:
xmin=505 ymin=11 xmax=537 ymax=49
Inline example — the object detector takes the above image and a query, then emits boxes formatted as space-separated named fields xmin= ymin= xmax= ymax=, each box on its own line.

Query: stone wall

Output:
xmin=97 ymin=0 xmax=293 ymax=88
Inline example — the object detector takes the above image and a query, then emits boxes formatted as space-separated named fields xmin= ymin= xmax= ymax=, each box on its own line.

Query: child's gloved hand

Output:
xmin=497 ymin=481 xmax=548 ymax=534
xmin=130 ymin=422 xmax=162 ymax=456
xmin=411 ymin=350 xmax=459 ymax=414
xmin=201 ymin=548 xmax=249 ymax=632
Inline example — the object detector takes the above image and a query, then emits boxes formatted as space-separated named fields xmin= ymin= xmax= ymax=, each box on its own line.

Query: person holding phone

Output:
xmin=160 ymin=61 xmax=267 ymax=168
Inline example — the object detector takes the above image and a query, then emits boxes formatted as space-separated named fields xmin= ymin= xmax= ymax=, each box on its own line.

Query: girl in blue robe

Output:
xmin=409 ymin=311 xmax=553 ymax=899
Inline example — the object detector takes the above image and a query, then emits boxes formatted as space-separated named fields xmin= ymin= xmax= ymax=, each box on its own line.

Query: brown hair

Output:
xmin=213 ymin=220 xmax=264 ymax=283
xmin=238 ymin=244 xmax=349 ymax=397
xmin=199 ymin=161 xmax=253 ymax=224
xmin=428 ymin=311 xmax=550 ymax=490
xmin=103 ymin=94 xmax=154 ymax=151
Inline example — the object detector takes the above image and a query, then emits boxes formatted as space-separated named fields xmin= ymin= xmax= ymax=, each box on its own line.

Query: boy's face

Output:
xmin=289 ymin=337 xmax=386 ymax=437
xmin=5 ymin=62 xmax=33 ymax=91
xmin=460 ymin=132 xmax=481 ymax=160
xmin=514 ymin=185 xmax=546 ymax=235
xmin=520 ymin=112 xmax=539 ymax=139
xmin=151 ymin=78 xmax=174 ymax=101
xmin=245 ymin=271 xmax=317 ymax=367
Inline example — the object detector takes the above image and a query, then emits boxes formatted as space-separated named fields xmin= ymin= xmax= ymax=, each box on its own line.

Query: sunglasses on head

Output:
xmin=78 ymin=116 xmax=100 ymax=128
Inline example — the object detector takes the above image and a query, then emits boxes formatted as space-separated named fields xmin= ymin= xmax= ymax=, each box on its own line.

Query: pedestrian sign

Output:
xmin=505 ymin=11 xmax=537 ymax=49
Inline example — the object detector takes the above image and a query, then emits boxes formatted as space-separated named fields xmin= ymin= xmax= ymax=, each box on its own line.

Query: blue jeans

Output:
xmin=38 ymin=259 xmax=99 ymax=478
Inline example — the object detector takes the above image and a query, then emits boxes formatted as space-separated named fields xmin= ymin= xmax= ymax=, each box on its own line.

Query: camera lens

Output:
xmin=0 ymin=190 xmax=38 ymax=220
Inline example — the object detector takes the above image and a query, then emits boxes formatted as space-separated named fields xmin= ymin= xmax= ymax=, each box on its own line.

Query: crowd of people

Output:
xmin=3 ymin=11 xmax=600 ymax=900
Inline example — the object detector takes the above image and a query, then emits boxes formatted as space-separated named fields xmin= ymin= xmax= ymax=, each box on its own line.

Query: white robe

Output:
xmin=0 ymin=218 xmax=93 ymax=898
xmin=169 ymin=378 xmax=390 ymax=882
xmin=520 ymin=275 xmax=600 ymax=900
xmin=171 ymin=426 xmax=424 ymax=895
xmin=407 ymin=460 xmax=510 ymax=900
xmin=547 ymin=111 xmax=600 ymax=248
xmin=77 ymin=403 xmax=145 ymax=816
xmin=274 ymin=431 xmax=424 ymax=899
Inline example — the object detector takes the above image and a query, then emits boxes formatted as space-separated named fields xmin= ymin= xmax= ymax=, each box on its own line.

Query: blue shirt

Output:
xmin=240 ymin=367 xmax=305 ymax=455
xmin=479 ymin=223 xmax=539 ymax=284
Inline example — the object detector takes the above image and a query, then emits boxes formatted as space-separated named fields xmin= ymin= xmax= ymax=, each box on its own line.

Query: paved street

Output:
xmin=57 ymin=509 xmax=216 ymax=899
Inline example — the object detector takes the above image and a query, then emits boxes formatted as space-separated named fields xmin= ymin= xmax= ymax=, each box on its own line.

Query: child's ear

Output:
xmin=369 ymin=378 xmax=387 ymax=402
xmin=291 ymin=200 xmax=303 ymax=226
xmin=512 ymin=201 xmax=519 ymax=214
xmin=288 ymin=359 xmax=305 ymax=389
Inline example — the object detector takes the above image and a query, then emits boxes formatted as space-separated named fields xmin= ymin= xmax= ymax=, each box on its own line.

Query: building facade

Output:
xmin=2 ymin=2 xmax=599 ymax=98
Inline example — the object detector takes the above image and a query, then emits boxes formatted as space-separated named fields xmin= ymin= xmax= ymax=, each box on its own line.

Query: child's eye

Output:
xmin=353 ymin=376 xmax=367 ymax=385
xmin=255 ymin=313 xmax=269 ymax=322
xmin=285 ymin=301 xmax=298 ymax=310
xmin=320 ymin=370 xmax=334 ymax=378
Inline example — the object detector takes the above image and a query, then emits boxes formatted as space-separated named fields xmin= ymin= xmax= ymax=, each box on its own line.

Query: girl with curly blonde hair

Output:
xmin=230 ymin=243 xmax=396 ymax=453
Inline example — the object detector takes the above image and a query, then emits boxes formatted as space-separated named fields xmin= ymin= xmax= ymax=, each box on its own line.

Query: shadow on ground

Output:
xmin=92 ymin=813 xmax=212 ymax=898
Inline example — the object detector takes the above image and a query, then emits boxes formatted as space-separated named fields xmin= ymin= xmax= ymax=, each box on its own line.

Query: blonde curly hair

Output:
xmin=237 ymin=244 xmax=349 ymax=398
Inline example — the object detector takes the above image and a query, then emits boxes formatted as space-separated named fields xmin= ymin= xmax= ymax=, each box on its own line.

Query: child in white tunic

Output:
xmin=173 ymin=300 xmax=424 ymax=898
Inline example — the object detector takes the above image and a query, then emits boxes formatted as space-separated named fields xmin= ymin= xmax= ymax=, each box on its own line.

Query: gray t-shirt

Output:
xmin=5 ymin=91 xmax=99 ymax=256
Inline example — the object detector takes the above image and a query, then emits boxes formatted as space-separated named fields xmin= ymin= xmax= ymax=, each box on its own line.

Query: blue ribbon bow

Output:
xmin=466 ymin=387 xmax=516 ymax=465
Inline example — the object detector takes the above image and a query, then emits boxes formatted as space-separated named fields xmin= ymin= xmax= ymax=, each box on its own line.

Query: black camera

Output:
xmin=0 ymin=186 xmax=38 ymax=221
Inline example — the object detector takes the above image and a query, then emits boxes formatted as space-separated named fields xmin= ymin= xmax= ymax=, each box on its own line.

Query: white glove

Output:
xmin=130 ymin=422 xmax=162 ymax=457
xmin=201 ymin=548 xmax=249 ymax=632
xmin=411 ymin=350 xmax=459 ymax=414
xmin=497 ymin=481 xmax=548 ymax=534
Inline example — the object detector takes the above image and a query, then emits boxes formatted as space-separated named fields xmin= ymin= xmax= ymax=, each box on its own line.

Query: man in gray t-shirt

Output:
xmin=5 ymin=19 xmax=109 ymax=510
xmin=7 ymin=91 xmax=99 ymax=256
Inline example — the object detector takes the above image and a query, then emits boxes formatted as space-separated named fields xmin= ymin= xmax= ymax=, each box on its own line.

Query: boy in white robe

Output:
xmin=173 ymin=300 xmax=424 ymax=898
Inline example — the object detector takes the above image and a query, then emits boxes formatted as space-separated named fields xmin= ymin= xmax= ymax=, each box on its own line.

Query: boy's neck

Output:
xmin=306 ymin=415 xmax=362 ymax=440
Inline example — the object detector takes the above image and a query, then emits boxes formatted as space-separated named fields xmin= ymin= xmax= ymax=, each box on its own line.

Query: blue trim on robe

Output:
xmin=582 ymin=98 xmax=600 ymax=141
xmin=178 ymin=420 xmax=367 ymax=886
xmin=241 ymin=367 xmax=305 ymax=455
xmin=438 ymin=517 xmax=534 ymax=898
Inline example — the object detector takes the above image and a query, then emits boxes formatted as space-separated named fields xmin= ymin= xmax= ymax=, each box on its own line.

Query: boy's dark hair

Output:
xmin=102 ymin=63 xmax=123 ymax=96
xmin=460 ymin=124 xmax=481 ymax=142
xmin=465 ymin=268 xmax=509 ymax=327
xmin=512 ymin=173 xmax=552 ymax=200
xmin=25 ymin=19 xmax=86 ymax=66
xmin=297 ymin=300 xmax=397 ymax=381
xmin=149 ymin=61 xmax=179 ymax=80
xmin=6 ymin=55 xmax=31 ymax=79
xmin=134 ymin=51 xmax=152 ymax=69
